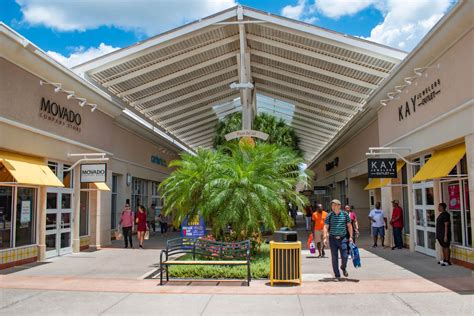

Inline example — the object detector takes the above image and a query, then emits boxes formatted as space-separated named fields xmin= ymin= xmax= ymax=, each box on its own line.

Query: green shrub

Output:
xmin=168 ymin=243 xmax=270 ymax=279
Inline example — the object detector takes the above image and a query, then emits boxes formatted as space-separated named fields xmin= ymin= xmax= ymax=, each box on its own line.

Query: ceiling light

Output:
xmin=53 ymin=84 xmax=61 ymax=93
xmin=90 ymin=104 xmax=97 ymax=112
xmin=78 ymin=98 xmax=87 ymax=107
xmin=66 ymin=91 xmax=75 ymax=99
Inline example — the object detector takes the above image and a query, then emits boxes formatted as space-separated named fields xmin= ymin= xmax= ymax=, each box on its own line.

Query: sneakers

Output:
xmin=372 ymin=244 xmax=377 ymax=248
xmin=341 ymin=266 xmax=349 ymax=277
xmin=441 ymin=261 xmax=452 ymax=266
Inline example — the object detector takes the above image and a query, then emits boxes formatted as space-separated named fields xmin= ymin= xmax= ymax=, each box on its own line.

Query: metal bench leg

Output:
xmin=247 ymin=263 xmax=251 ymax=286
xmin=160 ymin=265 xmax=163 ymax=286
xmin=166 ymin=265 xmax=169 ymax=282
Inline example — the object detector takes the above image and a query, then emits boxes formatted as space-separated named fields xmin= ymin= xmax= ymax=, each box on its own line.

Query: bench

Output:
xmin=159 ymin=237 xmax=251 ymax=286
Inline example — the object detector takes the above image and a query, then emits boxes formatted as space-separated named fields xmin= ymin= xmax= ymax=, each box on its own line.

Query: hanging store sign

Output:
xmin=398 ymin=79 xmax=441 ymax=121
xmin=80 ymin=163 xmax=107 ymax=183
xmin=326 ymin=157 xmax=339 ymax=171
xmin=39 ymin=97 xmax=82 ymax=132
xmin=368 ymin=158 xmax=397 ymax=178
xmin=225 ymin=130 xmax=269 ymax=141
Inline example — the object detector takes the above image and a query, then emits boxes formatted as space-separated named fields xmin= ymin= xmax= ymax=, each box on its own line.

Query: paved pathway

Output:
xmin=1 ymin=217 xmax=473 ymax=315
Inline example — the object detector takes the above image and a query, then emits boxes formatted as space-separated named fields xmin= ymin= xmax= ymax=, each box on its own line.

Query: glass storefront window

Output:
xmin=111 ymin=175 xmax=118 ymax=229
xmin=63 ymin=165 xmax=73 ymax=188
xmin=80 ymin=183 xmax=89 ymax=236
xmin=47 ymin=192 xmax=57 ymax=209
xmin=0 ymin=186 xmax=13 ymax=249
xmin=401 ymin=165 xmax=410 ymax=233
xmin=132 ymin=178 xmax=148 ymax=212
xmin=15 ymin=187 xmax=36 ymax=247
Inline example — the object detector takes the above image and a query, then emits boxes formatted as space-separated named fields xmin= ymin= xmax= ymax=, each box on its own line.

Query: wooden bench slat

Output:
xmin=163 ymin=260 xmax=247 ymax=265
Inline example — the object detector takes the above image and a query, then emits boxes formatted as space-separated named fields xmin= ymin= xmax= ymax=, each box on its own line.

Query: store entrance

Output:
xmin=413 ymin=181 xmax=437 ymax=257
xmin=45 ymin=188 xmax=73 ymax=258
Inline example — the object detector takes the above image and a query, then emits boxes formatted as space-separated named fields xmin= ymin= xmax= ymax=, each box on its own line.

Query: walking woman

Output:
xmin=119 ymin=203 xmax=134 ymax=248
xmin=136 ymin=205 xmax=148 ymax=249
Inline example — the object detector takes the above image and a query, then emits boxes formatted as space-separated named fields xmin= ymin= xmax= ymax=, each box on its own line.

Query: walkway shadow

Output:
xmin=319 ymin=277 xmax=360 ymax=283
xmin=0 ymin=262 xmax=50 ymax=275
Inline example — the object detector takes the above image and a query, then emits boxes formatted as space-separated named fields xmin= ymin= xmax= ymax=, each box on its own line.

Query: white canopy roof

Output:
xmin=74 ymin=5 xmax=406 ymax=161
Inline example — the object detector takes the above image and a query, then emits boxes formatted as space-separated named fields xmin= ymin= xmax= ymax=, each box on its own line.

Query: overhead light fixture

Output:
xmin=53 ymin=84 xmax=61 ymax=93
xmin=414 ymin=64 xmax=440 ymax=77
xmin=65 ymin=91 xmax=75 ymax=99
xmin=394 ymin=85 xmax=408 ymax=93
xmin=380 ymin=99 xmax=390 ymax=107
xmin=90 ymin=104 xmax=97 ymax=112
xmin=77 ymin=98 xmax=87 ymax=107
xmin=387 ymin=92 xmax=400 ymax=100
xmin=39 ymin=80 xmax=44 ymax=86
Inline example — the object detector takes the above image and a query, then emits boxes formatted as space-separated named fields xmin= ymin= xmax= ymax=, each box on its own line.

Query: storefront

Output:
xmin=310 ymin=1 xmax=473 ymax=268
xmin=0 ymin=24 xmax=185 ymax=268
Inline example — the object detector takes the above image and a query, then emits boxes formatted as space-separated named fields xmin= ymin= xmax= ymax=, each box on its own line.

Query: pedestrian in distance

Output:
xmin=119 ymin=203 xmax=134 ymax=249
xmin=147 ymin=203 xmax=156 ymax=233
xmin=390 ymin=200 xmax=404 ymax=250
xmin=312 ymin=204 xmax=328 ymax=257
xmin=345 ymin=205 xmax=359 ymax=243
xmin=158 ymin=213 xmax=169 ymax=234
xmin=323 ymin=199 xmax=353 ymax=280
xmin=436 ymin=202 xmax=452 ymax=266
xmin=136 ymin=205 xmax=148 ymax=249
xmin=369 ymin=202 xmax=388 ymax=248
xmin=305 ymin=204 xmax=314 ymax=231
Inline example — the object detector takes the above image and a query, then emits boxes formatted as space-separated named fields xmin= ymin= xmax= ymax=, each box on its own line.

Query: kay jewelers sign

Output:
xmin=225 ymin=130 xmax=269 ymax=141
xmin=80 ymin=163 xmax=107 ymax=183
xmin=368 ymin=158 xmax=397 ymax=178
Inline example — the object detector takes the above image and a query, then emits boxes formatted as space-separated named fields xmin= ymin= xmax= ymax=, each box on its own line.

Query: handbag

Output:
xmin=115 ymin=227 xmax=123 ymax=240
xmin=144 ymin=230 xmax=150 ymax=240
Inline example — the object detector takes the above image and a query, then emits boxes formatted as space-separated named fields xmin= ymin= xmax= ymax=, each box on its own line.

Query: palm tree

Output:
xmin=159 ymin=142 xmax=311 ymax=241
xmin=214 ymin=112 xmax=301 ymax=154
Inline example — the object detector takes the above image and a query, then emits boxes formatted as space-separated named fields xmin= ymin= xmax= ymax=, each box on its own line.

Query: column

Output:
xmin=465 ymin=134 xmax=474 ymax=246
xmin=37 ymin=186 xmax=47 ymax=261
xmin=380 ymin=186 xmax=393 ymax=248
xmin=72 ymin=166 xmax=81 ymax=253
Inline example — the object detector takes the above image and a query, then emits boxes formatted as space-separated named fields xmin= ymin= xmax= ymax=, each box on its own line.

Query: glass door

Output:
xmin=46 ymin=189 xmax=74 ymax=258
xmin=413 ymin=181 xmax=437 ymax=257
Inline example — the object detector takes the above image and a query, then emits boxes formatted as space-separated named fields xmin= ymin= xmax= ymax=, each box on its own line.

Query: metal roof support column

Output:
xmin=237 ymin=5 xmax=253 ymax=130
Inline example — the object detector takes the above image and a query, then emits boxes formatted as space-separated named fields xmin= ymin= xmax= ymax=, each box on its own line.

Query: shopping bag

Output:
xmin=115 ymin=228 xmax=123 ymax=240
xmin=350 ymin=242 xmax=361 ymax=268
xmin=309 ymin=241 xmax=316 ymax=254
xmin=144 ymin=230 xmax=150 ymax=240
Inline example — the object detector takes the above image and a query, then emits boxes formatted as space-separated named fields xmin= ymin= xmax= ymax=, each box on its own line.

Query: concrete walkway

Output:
xmin=1 ymin=217 xmax=473 ymax=315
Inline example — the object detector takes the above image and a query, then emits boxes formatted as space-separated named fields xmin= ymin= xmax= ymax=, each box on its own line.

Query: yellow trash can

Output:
xmin=269 ymin=241 xmax=302 ymax=286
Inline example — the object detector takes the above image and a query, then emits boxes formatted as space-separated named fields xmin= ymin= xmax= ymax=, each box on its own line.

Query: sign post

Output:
xmin=368 ymin=158 xmax=397 ymax=178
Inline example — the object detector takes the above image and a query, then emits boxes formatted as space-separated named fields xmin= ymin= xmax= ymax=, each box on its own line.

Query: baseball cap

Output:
xmin=331 ymin=199 xmax=341 ymax=205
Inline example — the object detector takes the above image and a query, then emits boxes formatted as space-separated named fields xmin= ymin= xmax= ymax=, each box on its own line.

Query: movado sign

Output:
xmin=368 ymin=158 xmax=397 ymax=178
xmin=80 ymin=163 xmax=107 ymax=183
xmin=39 ymin=97 xmax=82 ymax=132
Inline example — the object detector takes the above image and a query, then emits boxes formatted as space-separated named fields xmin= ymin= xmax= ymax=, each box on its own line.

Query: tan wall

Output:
xmin=0 ymin=57 xmax=179 ymax=170
xmin=378 ymin=29 xmax=474 ymax=146
xmin=312 ymin=119 xmax=379 ymax=183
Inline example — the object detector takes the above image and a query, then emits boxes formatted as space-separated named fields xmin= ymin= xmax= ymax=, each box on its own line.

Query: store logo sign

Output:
xmin=151 ymin=155 xmax=167 ymax=167
xmin=39 ymin=97 xmax=82 ymax=132
xmin=398 ymin=79 xmax=441 ymax=121
xmin=80 ymin=163 xmax=107 ymax=183
xmin=368 ymin=158 xmax=397 ymax=178
xmin=326 ymin=157 xmax=339 ymax=171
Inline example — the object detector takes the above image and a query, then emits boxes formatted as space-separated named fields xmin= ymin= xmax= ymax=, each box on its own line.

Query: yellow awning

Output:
xmin=364 ymin=161 xmax=405 ymax=190
xmin=412 ymin=143 xmax=466 ymax=182
xmin=91 ymin=182 xmax=110 ymax=191
xmin=0 ymin=150 xmax=63 ymax=187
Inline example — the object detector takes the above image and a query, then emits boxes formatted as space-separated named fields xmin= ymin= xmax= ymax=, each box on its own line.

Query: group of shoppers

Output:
xmin=312 ymin=198 xmax=453 ymax=280
xmin=118 ymin=200 xmax=171 ymax=249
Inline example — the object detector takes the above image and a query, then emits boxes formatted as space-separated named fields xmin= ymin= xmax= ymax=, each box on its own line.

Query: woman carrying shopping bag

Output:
xmin=119 ymin=203 xmax=134 ymax=248
xmin=136 ymin=205 xmax=148 ymax=249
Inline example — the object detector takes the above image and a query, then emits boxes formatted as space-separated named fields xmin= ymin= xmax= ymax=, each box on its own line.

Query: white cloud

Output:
xmin=16 ymin=0 xmax=237 ymax=36
xmin=281 ymin=0 xmax=317 ymax=24
xmin=47 ymin=43 xmax=119 ymax=68
xmin=314 ymin=0 xmax=383 ymax=19
xmin=364 ymin=0 xmax=452 ymax=51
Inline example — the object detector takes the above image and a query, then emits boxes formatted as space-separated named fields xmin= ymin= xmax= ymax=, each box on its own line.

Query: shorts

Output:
xmin=313 ymin=230 xmax=324 ymax=243
xmin=372 ymin=226 xmax=385 ymax=237
xmin=437 ymin=238 xmax=451 ymax=248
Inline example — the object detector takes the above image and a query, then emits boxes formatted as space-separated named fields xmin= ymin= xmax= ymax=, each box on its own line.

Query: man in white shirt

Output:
xmin=368 ymin=202 xmax=388 ymax=248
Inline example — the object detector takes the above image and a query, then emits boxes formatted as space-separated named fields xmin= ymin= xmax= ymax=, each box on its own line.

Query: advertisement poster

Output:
xmin=20 ymin=201 xmax=31 ymax=223
xmin=448 ymin=184 xmax=461 ymax=210
xmin=181 ymin=215 xmax=206 ymax=238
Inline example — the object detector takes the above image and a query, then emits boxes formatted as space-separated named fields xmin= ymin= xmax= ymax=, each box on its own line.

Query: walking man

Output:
xmin=323 ymin=199 xmax=353 ymax=280
xmin=312 ymin=204 xmax=327 ymax=257
xmin=436 ymin=202 xmax=452 ymax=266
xmin=147 ymin=203 xmax=156 ymax=233
xmin=390 ymin=200 xmax=404 ymax=249
xmin=369 ymin=202 xmax=387 ymax=248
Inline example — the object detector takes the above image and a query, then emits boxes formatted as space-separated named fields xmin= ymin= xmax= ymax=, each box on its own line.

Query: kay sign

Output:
xmin=80 ymin=163 xmax=107 ymax=183
xmin=368 ymin=158 xmax=397 ymax=178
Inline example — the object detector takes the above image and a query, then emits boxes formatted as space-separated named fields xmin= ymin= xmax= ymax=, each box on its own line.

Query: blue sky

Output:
xmin=0 ymin=0 xmax=454 ymax=67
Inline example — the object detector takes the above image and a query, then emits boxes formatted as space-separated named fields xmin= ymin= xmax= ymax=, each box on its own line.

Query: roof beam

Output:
xmin=179 ymin=121 xmax=218 ymax=138
xmin=171 ymin=115 xmax=219 ymax=134
xmin=118 ymin=51 xmax=237 ymax=97
xmin=103 ymin=35 xmax=239 ymax=87
xmin=150 ymin=90 xmax=238 ymax=119
xmin=142 ymin=76 xmax=238 ymax=113
xmin=257 ymin=84 xmax=355 ymax=117
xmin=131 ymin=66 xmax=237 ymax=107
xmin=246 ymin=34 xmax=389 ymax=79
xmin=251 ymin=62 xmax=368 ymax=99
xmin=253 ymin=73 xmax=362 ymax=109
xmin=299 ymin=141 xmax=323 ymax=150
xmin=252 ymin=50 xmax=378 ymax=91
xmin=182 ymin=129 xmax=216 ymax=143
xmin=187 ymin=133 xmax=215 ymax=146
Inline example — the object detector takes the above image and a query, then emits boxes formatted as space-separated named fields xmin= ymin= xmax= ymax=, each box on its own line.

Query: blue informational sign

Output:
xmin=181 ymin=215 xmax=206 ymax=238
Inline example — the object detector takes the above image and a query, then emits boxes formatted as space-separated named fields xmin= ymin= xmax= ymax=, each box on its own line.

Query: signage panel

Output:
xmin=225 ymin=130 xmax=269 ymax=141
xmin=181 ymin=215 xmax=206 ymax=238
xmin=368 ymin=158 xmax=397 ymax=178
xmin=80 ymin=163 xmax=107 ymax=183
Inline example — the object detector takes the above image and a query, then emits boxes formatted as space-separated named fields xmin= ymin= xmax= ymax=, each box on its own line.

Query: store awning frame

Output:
xmin=412 ymin=143 xmax=466 ymax=182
